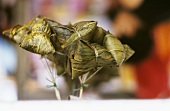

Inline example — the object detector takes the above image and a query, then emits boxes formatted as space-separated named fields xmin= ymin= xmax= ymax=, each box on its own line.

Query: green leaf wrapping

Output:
xmin=103 ymin=34 xmax=125 ymax=66
xmin=123 ymin=44 xmax=135 ymax=61
xmin=90 ymin=43 xmax=114 ymax=67
xmin=3 ymin=16 xmax=135 ymax=80
xmin=69 ymin=40 xmax=114 ymax=79
xmin=90 ymin=26 xmax=106 ymax=45
xmin=20 ymin=32 xmax=55 ymax=55
xmin=61 ymin=21 xmax=97 ymax=48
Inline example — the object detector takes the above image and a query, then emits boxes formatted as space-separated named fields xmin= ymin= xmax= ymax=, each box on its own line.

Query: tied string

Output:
xmin=91 ymin=45 xmax=98 ymax=67
xmin=72 ymin=27 xmax=81 ymax=38
xmin=73 ymin=83 xmax=89 ymax=92
xmin=46 ymin=83 xmax=57 ymax=88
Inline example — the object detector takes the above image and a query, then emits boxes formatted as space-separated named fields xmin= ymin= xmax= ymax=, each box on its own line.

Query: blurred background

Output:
xmin=0 ymin=0 xmax=170 ymax=101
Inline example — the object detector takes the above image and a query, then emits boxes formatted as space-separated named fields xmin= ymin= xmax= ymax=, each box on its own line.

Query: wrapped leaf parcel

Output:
xmin=3 ymin=16 xmax=134 ymax=79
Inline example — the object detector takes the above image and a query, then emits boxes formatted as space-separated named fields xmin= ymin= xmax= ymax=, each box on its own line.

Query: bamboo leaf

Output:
xmin=61 ymin=21 xmax=97 ymax=48
xmin=123 ymin=44 xmax=135 ymax=61
xmin=20 ymin=33 xmax=55 ymax=55
xmin=104 ymin=34 xmax=125 ymax=66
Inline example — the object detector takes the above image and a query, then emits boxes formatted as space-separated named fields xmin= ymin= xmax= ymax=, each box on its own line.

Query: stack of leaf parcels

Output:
xmin=3 ymin=16 xmax=134 ymax=79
